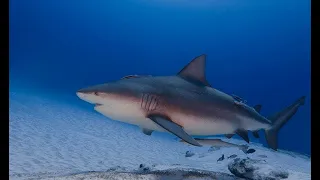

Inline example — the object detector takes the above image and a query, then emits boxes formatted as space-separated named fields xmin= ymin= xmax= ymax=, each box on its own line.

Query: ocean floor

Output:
xmin=9 ymin=89 xmax=311 ymax=180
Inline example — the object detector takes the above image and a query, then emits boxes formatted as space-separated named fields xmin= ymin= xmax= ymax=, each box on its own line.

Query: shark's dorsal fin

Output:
xmin=177 ymin=54 xmax=211 ymax=87
xmin=253 ymin=105 xmax=262 ymax=113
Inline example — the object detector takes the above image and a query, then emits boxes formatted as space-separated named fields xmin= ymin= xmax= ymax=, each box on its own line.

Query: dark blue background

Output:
xmin=9 ymin=0 xmax=310 ymax=154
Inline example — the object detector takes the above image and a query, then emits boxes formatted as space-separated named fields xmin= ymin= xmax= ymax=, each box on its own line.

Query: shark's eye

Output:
xmin=94 ymin=92 xmax=99 ymax=96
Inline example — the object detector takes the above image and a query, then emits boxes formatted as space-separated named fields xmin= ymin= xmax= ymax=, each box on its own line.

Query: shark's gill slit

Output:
xmin=140 ymin=93 xmax=159 ymax=112
xmin=141 ymin=94 xmax=147 ymax=109
xmin=148 ymin=95 xmax=156 ymax=111
xmin=146 ymin=94 xmax=151 ymax=111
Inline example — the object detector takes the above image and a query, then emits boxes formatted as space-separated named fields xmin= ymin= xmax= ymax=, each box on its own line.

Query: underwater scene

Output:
xmin=9 ymin=0 xmax=311 ymax=179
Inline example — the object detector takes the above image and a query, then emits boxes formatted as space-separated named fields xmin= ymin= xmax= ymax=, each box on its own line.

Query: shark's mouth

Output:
xmin=95 ymin=103 xmax=103 ymax=107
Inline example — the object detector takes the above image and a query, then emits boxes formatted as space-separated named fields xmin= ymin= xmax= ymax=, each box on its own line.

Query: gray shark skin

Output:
xmin=76 ymin=54 xmax=306 ymax=150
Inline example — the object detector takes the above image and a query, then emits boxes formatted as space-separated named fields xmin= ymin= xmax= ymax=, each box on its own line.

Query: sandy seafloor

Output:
xmin=9 ymin=89 xmax=311 ymax=180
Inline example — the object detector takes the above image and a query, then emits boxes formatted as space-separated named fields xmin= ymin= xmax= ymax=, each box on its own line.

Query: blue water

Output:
xmin=9 ymin=0 xmax=310 ymax=155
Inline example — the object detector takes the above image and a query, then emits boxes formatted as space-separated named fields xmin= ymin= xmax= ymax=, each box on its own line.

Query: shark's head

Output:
xmin=76 ymin=76 xmax=156 ymax=122
xmin=76 ymin=83 xmax=116 ymax=106
xmin=76 ymin=77 xmax=147 ymax=107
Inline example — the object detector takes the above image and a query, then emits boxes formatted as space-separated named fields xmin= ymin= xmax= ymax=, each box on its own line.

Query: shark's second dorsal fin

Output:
xmin=177 ymin=54 xmax=211 ymax=87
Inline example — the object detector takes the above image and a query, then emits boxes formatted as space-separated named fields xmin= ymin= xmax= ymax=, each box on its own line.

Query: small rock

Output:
xmin=208 ymin=146 xmax=221 ymax=152
xmin=109 ymin=166 xmax=123 ymax=171
xmin=228 ymin=158 xmax=289 ymax=180
xmin=228 ymin=154 xmax=238 ymax=159
xmin=143 ymin=167 xmax=150 ymax=171
xmin=258 ymin=155 xmax=268 ymax=158
xmin=270 ymin=170 xmax=289 ymax=179
xmin=246 ymin=148 xmax=256 ymax=154
xmin=217 ymin=154 xmax=225 ymax=162
xmin=185 ymin=151 xmax=195 ymax=157
xmin=138 ymin=164 xmax=150 ymax=172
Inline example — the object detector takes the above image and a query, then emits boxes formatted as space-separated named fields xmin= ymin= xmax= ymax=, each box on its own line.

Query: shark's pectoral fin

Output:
xmin=141 ymin=128 xmax=153 ymax=136
xmin=252 ymin=130 xmax=260 ymax=138
xmin=225 ymin=134 xmax=234 ymax=139
xmin=148 ymin=114 xmax=202 ymax=147
xmin=236 ymin=129 xmax=250 ymax=143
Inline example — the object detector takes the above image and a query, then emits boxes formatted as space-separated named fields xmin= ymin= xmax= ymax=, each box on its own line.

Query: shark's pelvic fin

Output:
xmin=253 ymin=104 xmax=262 ymax=113
xmin=141 ymin=128 xmax=153 ymax=136
xmin=148 ymin=114 xmax=202 ymax=147
xmin=252 ymin=130 xmax=260 ymax=138
xmin=177 ymin=54 xmax=211 ymax=87
xmin=265 ymin=96 xmax=306 ymax=151
xmin=225 ymin=134 xmax=234 ymax=139
xmin=236 ymin=129 xmax=250 ymax=143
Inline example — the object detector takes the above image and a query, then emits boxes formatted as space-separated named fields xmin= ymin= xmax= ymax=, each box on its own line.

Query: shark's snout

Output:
xmin=76 ymin=86 xmax=101 ymax=104
xmin=76 ymin=91 xmax=88 ymax=99
xmin=77 ymin=86 xmax=97 ymax=94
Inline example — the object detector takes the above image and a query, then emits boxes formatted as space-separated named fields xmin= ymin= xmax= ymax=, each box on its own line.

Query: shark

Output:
xmin=76 ymin=54 xmax=306 ymax=150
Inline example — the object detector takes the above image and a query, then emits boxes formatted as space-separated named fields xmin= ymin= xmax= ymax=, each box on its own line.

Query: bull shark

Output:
xmin=76 ymin=54 xmax=306 ymax=150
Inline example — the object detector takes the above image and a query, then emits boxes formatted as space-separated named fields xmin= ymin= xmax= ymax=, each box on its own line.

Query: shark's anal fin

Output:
xmin=236 ymin=129 xmax=250 ymax=143
xmin=225 ymin=134 xmax=234 ymax=139
xmin=177 ymin=54 xmax=211 ymax=87
xmin=141 ymin=128 xmax=153 ymax=136
xmin=252 ymin=130 xmax=260 ymax=138
xmin=253 ymin=105 xmax=262 ymax=113
xmin=148 ymin=114 xmax=202 ymax=147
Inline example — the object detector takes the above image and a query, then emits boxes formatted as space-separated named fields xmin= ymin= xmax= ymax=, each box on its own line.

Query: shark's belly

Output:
xmin=94 ymin=105 xmax=165 ymax=132
xmin=94 ymin=104 xmax=237 ymax=136
xmin=170 ymin=113 xmax=237 ymax=136
xmin=185 ymin=120 xmax=236 ymax=136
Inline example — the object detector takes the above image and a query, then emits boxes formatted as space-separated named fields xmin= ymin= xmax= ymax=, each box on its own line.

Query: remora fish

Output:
xmin=180 ymin=138 xmax=249 ymax=153
xmin=76 ymin=54 xmax=306 ymax=150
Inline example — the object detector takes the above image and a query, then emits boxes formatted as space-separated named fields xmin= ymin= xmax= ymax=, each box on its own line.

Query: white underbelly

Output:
xmin=184 ymin=121 xmax=236 ymax=136
xmin=171 ymin=113 xmax=237 ymax=136
xmin=94 ymin=105 xmax=237 ymax=136
xmin=94 ymin=105 xmax=165 ymax=132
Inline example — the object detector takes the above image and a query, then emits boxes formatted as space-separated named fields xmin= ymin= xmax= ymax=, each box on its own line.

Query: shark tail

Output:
xmin=265 ymin=96 xmax=306 ymax=151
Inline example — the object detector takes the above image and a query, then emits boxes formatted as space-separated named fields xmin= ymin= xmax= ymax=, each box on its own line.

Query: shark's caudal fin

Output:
xmin=265 ymin=96 xmax=306 ymax=151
